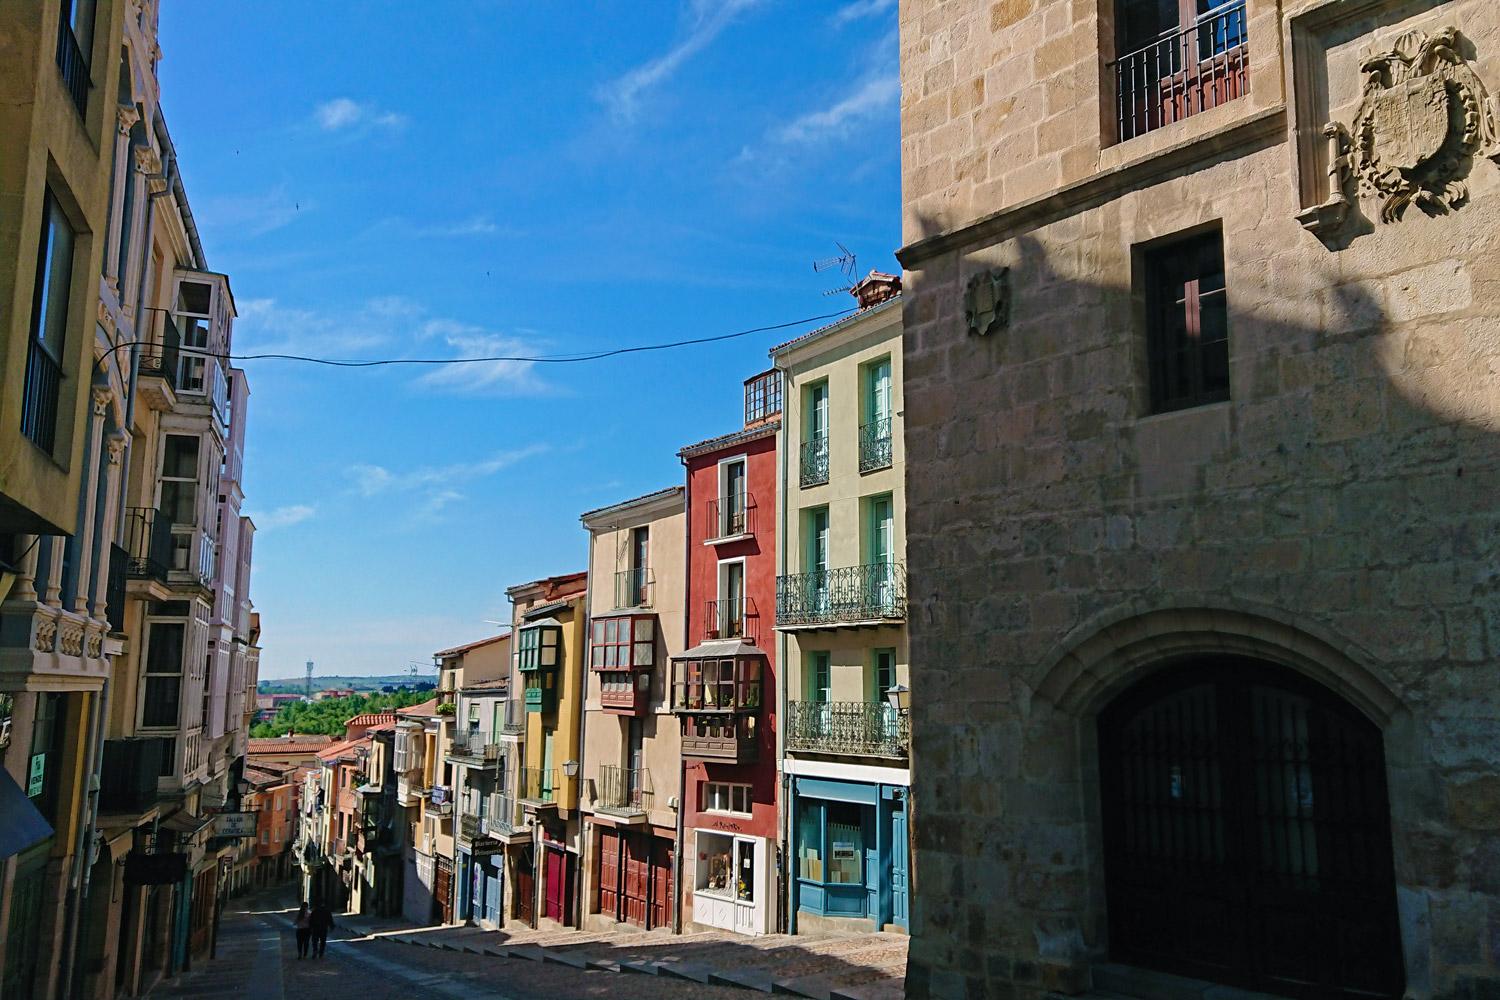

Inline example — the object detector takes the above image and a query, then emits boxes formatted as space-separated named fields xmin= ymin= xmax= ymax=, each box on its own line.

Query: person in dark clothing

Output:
xmin=309 ymin=903 xmax=335 ymax=957
xmin=293 ymin=903 xmax=311 ymax=958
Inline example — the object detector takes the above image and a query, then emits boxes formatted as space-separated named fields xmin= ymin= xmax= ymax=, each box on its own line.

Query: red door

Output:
xmin=516 ymin=850 xmax=535 ymax=928
xmin=649 ymin=837 xmax=675 ymax=930
xmin=544 ymin=847 xmax=569 ymax=924
xmin=623 ymin=835 xmax=649 ymax=928
xmin=598 ymin=830 xmax=620 ymax=920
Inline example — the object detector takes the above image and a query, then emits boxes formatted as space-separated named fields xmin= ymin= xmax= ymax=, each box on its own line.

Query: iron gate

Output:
xmin=1098 ymin=658 xmax=1403 ymax=999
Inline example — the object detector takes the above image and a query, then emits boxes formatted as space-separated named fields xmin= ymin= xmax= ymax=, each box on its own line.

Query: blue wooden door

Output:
xmin=470 ymin=857 xmax=484 ymax=922
xmin=889 ymin=800 xmax=909 ymax=929
xmin=485 ymin=860 xmax=502 ymax=925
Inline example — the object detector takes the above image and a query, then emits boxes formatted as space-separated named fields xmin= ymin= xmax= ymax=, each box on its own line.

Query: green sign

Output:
xmin=27 ymin=753 xmax=45 ymax=798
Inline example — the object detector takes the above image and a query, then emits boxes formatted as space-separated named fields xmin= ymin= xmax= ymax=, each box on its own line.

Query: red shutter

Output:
xmin=649 ymin=836 xmax=675 ymax=930
xmin=544 ymin=847 xmax=567 ymax=922
xmin=598 ymin=829 xmax=620 ymax=920
xmin=624 ymin=834 xmax=649 ymax=927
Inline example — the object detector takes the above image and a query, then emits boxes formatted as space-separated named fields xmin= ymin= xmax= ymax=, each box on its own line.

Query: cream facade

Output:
xmin=898 ymin=0 xmax=1500 ymax=997
xmin=579 ymin=487 xmax=686 ymax=933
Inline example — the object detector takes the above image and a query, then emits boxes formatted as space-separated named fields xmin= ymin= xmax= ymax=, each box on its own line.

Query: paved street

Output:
xmin=146 ymin=888 xmax=771 ymax=1000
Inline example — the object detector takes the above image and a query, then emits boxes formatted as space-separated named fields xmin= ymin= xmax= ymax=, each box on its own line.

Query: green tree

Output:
xmin=249 ymin=688 xmax=430 ymax=738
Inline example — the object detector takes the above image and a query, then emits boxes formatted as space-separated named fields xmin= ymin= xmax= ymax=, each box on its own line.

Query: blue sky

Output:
xmin=159 ymin=0 xmax=901 ymax=681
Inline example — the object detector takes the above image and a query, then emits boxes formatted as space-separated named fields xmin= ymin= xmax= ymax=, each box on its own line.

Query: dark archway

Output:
xmin=1098 ymin=657 xmax=1404 ymax=999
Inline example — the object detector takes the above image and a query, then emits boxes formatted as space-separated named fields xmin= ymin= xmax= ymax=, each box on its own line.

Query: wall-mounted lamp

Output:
xmin=885 ymin=683 xmax=910 ymax=713
xmin=561 ymin=760 xmax=580 ymax=779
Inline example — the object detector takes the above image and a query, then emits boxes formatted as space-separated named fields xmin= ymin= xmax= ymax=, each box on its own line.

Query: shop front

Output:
xmin=790 ymin=776 xmax=908 ymax=932
xmin=467 ymin=848 xmax=503 ymax=927
xmin=690 ymin=826 xmax=773 ymax=935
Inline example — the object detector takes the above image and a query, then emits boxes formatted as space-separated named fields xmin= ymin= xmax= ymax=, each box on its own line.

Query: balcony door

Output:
xmin=807 ymin=508 xmax=830 ymax=613
xmin=865 ymin=358 xmax=891 ymax=426
xmin=718 ymin=561 xmax=745 ymax=637
xmin=722 ymin=460 xmax=746 ymax=536
xmin=867 ymin=495 xmax=895 ymax=612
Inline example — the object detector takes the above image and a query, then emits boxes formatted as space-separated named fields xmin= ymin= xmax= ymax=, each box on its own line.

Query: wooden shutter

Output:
xmin=598 ymin=829 xmax=621 ymax=920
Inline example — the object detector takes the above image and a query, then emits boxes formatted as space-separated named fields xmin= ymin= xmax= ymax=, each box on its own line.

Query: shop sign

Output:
xmin=215 ymin=812 xmax=258 ymax=838
xmin=27 ymin=753 xmax=45 ymax=797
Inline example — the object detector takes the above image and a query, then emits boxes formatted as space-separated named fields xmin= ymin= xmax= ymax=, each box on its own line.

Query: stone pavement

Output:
xmin=145 ymin=887 xmax=904 ymax=999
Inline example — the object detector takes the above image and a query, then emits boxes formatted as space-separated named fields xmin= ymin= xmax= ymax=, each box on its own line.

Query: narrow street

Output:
xmin=146 ymin=889 xmax=757 ymax=1000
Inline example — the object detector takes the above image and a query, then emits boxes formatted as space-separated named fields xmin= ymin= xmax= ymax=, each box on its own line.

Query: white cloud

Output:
xmin=233 ymin=297 xmax=402 ymax=357
xmin=416 ymin=489 xmax=465 ymax=520
xmin=350 ymin=444 xmax=550 ymax=498
xmin=412 ymin=324 xmax=550 ymax=397
xmin=599 ymin=0 xmax=763 ymax=122
xmin=251 ymin=504 xmax=317 ymax=531
xmin=831 ymin=0 xmax=896 ymax=26
xmin=415 ymin=215 xmax=501 ymax=238
xmin=313 ymin=97 xmax=409 ymax=132
xmin=774 ymin=73 xmax=900 ymax=144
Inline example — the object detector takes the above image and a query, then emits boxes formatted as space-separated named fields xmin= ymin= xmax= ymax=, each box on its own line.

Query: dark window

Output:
xmin=142 ymin=621 xmax=185 ymax=727
xmin=22 ymin=192 xmax=75 ymax=453
xmin=1112 ymin=0 xmax=1248 ymax=141
xmin=55 ymin=0 xmax=95 ymax=114
xmin=1146 ymin=231 xmax=1229 ymax=413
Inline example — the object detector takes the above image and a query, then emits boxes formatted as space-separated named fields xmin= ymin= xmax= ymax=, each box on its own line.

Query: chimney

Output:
xmin=850 ymin=270 xmax=901 ymax=309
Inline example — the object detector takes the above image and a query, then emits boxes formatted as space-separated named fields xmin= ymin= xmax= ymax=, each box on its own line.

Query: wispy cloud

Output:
xmin=831 ymin=0 xmax=896 ymax=26
xmin=599 ymin=0 xmax=763 ymax=122
xmin=412 ymin=321 xmax=550 ymax=397
xmin=414 ymin=215 xmax=501 ymax=238
xmin=774 ymin=73 xmax=900 ymax=144
xmin=313 ymin=97 xmax=409 ymax=132
xmin=234 ymin=297 xmax=410 ymax=357
xmin=251 ymin=504 xmax=317 ymax=531
xmin=350 ymin=444 xmax=550 ymax=498
xmin=197 ymin=185 xmax=306 ymax=238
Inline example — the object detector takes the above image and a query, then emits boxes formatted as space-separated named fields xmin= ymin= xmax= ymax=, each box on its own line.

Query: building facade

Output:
xmin=771 ymin=278 xmax=912 ymax=936
xmin=579 ymin=487 xmax=687 ymax=933
xmin=673 ymin=374 xmax=781 ymax=936
xmin=896 ymin=0 xmax=1500 ymax=996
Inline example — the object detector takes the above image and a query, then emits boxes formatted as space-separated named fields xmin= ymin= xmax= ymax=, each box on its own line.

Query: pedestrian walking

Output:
xmin=293 ymin=903 xmax=311 ymax=959
xmin=309 ymin=902 xmax=335 ymax=958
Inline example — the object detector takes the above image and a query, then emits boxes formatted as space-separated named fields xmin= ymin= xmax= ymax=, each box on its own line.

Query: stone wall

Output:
xmin=897 ymin=0 xmax=1500 ymax=996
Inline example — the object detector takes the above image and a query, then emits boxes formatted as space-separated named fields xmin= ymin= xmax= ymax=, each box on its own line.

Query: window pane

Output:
xmin=146 ymin=622 xmax=184 ymax=674
xmin=176 ymin=281 xmax=212 ymax=315
xmin=143 ymin=676 xmax=180 ymax=727
xmin=163 ymin=435 xmax=199 ymax=479
xmin=33 ymin=194 xmax=76 ymax=355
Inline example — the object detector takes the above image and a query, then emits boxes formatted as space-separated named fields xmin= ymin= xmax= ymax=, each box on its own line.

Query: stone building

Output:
xmin=896 ymin=0 xmax=1500 ymax=997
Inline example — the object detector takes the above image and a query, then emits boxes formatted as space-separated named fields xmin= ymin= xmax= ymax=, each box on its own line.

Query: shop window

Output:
xmin=698 ymin=831 xmax=733 ymax=896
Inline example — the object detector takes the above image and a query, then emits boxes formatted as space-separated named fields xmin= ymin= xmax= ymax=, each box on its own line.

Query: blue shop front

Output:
xmin=458 ymin=845 xmax=504 ymax=928
xmin=790 ymin=776 xmax=909 ymax=932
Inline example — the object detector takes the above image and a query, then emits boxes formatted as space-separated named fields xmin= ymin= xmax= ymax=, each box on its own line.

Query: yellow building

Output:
xmin=771 ymin=274 xmax=912 ymax=934
xmin=503 ymin=572 xmax=587 ymax=928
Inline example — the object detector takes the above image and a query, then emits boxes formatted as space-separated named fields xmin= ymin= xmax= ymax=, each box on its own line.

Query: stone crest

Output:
xmin=1346 ymin=27 xmax=1500 ymax=222
xmin=964 ymin=268 xmax=1009 ymax=337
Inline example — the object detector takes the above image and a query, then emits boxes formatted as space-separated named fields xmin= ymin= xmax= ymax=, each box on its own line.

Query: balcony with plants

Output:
xmin=671 ymin=654 xmax=763 ymax=763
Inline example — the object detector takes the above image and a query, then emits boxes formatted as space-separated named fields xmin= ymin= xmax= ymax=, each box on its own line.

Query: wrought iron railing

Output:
xmin=519 ymin=766 xmax=556 ymax=803
xmin=800 ymin=436 xmax=829 ymax=487
xmin=484 ymin=793 xmax=525 ymax=836
xmin=786 ymin=701 xmax=910 ymax=758
xmin=1111 ymin=1 xmax=1248 ymax=142
xmin=139 ymin=314 xmax=181 ymax=381
xmin=707 ymin=492 xmax=755 ymax=540
xmin=597 ymin=765 xmax=651 ymax=813
xmin=776 ymin=563 xmax=906 ymax=626
xmin=122 ymin=507 xmax=173 ymax=580
xmin=105 ymin=543 xmax=128 ymax=632
xmin=450 ymin=730 xmax=502 ymax=762
xmin=21 ymin=341 xmax=62 ymax=453
xmin=859 ymin=416 xmax=893 ymax=472
xmin=614 ymin=566 xmax=653 ymax=609
xmin=707 ymin=597 xmax=755 ymax=640
xmin=55 ymin=17 xmax=89 ymax=115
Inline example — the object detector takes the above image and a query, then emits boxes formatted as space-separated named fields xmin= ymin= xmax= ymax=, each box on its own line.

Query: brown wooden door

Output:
xmin=649 ymin=836 xmax=674 ymax=931
xmin=515 ymin=850 xmax=535 ymax=928
xmin=598 ymin=829 xmax=621 ymax=920
xmin=435 ymin=856 xmax=454 ymax=924
xmin=622 ymin=834 xmax=649 ymax=928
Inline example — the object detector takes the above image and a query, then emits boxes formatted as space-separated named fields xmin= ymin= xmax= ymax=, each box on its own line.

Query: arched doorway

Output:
xmin=1098 ymin=657 xmax=1404 ymax=999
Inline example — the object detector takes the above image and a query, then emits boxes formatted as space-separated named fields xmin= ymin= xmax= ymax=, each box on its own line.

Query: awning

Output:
xmin=355 ymin=783 xmax=381 ymax=795
xmin=671 ymin=638 xmax=765 ymax=660
xmin=160 ymin=811 xmax=214 ymax=835
xmin=0 ymin=771 xmax=53 ymax=861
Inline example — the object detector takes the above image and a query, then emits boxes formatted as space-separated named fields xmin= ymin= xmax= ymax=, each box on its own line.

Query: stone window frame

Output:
xmin=1136 ymin=224 xmax=1231 ymax=414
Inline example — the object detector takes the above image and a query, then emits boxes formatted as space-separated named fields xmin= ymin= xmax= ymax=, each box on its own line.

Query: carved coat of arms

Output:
xmin=1345 ymin=27 xmax=1500 ymax=222
xmin=964 ymin=268 xmax=1009 ymax=337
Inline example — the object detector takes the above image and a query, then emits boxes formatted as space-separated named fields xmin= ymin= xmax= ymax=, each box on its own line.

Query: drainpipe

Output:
xmin=774 ymin=364 xmax=794 ymax=937
xmin=673 ymin=458 xmax=691 ymax=935
xmin=575 ymin=548 xmax=593 ymax=930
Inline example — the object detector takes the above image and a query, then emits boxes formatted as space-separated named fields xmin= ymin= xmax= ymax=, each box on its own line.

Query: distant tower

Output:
xmin=305 ymin=660 xmax=314 ymax=698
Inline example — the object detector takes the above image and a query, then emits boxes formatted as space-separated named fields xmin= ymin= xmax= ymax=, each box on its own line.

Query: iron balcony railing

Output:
xmin=614 ymin=566 xmax=653 ymax=609
xmin=21 ymin=341 xmax=62 ymax=454
xmin=776 ymin=563 xmax=907 ymax=627
xmin=1111 ymin=1 xmax=1248 ymax=142
xmin=786 ymin=701 xmax=910 ymax=758
xmin=122 ymin=507 xmax=173 ymax=581
xmin=707 ymin=492 xmax=755 ymax=541
xmin=138 ymin=314 xmax=181 ymax=381
xmin=597 ymin=765 xmax=651 ymax=814
xmin=707 ymin=596 xmax=755 ymax=640
xmin=484 ymin=792 xmax=526 ymax=837
xmin=105 ymin=543 xmax=128 ymax=632
xmin=519 ymin=766 xmax=556 ymax=804
xmin=450 ymin=730 xmax=502 ymax=763
xmin=55 ymin=17 xmax=89 ymax=116
xmin=800 ymin=436 xmax=829 ymax=487
xmin=859 ymin=416 xmax=894 ymax=473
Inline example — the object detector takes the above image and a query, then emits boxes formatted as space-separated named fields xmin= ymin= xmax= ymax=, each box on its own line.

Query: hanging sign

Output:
xmin=215 ymin=812 xmax=258 ymax=838
xmin=27 ymin=754 xmax=45 ymax=797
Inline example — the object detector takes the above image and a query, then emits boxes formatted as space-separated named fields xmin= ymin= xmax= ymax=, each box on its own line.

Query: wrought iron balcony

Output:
xmin=21 ymin=341 xmax=62 ymax=454
xmin=596 ymin=765 xmax=651 ymax=817
xmin=707 ymin=492 xmax=755 ymax=541
xmin=519 ymin=766 xmax=557 ymax=805
xmin=614 ymin=566 xmax=653 ymax=609
xmin=859 ymin=416 xmax=893 ymax=472
xmin=800 ymin=436 xmax=829 ymax=487
xmin=98 ymin=738 xmax=167 ymax=813
xmin=786 ymin=701 xmax=910 ymax=759
xmin=138 ymin=314 xmax=181 ymax=383
xmin=483 ymin=793 xmax=526 ymax=838
xmin=776 ymin=563 xmax=907 ymax=628
xmin=55 ymin=17 xmax=89 ymax=116
xmin=450 ymin=730 xmax=502 ymax=765
xmin=706 ymin=596 xmax=756 ymax=641
xmin=1111 ymin=0 xmax=1248 ymax=142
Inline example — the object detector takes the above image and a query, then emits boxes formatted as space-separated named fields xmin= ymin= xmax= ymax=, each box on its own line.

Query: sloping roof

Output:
xmin=677 ymin=420 xmax=779 ymax=460
xmin=768 ymin=293 xmax=901 ymax=357
xmin=247 ymin=735 xmax=333 ymax=754
xmin=460 ymin=678 xmax=508 ymax=693
xmin=579 ymin=485 xmax=684 ymax=522
xmin=434 ymin=632 xmax=511 ymax=658
xmin=396 ymin=698 xmax=439 ymax=718
xmin=506 ymin=571 xmax=587 ymax=602
xmin=344 ymin=713 xmax=396 ymax=730
xmin=671 ymin=638 xmax=767 ymax=660
xmin=317 ymin=735 xmax=370 ymax=762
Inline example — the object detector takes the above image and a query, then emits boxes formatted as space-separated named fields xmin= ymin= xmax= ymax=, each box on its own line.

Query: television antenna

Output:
xmin=812 ymin=242 xmax=857 ymax=297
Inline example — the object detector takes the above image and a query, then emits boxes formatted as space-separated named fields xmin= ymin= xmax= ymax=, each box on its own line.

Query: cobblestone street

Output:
xmin=146 ymin=889 xmax=766 ymax=1000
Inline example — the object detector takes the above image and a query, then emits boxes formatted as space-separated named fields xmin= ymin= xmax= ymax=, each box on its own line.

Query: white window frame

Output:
xmin=702 ymin=781 xmax=753 ymax=816
xmin=715 ymin=557 xmax=747 ymax=637
xmin=714 ymin=454 xmax=750 ymax=540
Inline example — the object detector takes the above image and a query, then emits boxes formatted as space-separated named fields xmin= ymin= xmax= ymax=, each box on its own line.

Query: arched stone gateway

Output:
xmin=1098 ymin=656 xmax=1404 ymax=999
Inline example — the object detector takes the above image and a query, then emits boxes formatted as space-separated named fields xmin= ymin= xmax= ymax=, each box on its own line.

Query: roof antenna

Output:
xmin=812 ymin=242 xmax=857 ymax=296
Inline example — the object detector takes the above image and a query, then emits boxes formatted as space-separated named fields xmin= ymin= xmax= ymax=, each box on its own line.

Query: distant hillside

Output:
xmin=257 ymin=674 xmax=433 ymax=694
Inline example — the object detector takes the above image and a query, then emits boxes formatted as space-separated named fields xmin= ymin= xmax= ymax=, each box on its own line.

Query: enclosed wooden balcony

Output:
xmin=591 ymin=613 xmax=656 ymax=715
xmin=671 ymin=643 xmax=765 ymax=763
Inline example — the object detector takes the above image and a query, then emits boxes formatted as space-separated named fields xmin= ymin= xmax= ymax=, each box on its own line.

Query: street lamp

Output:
xmin=884 ymin=683 xmax=910 ymax=713
xmin=561 ymin=759 xmax=580 ymax=779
